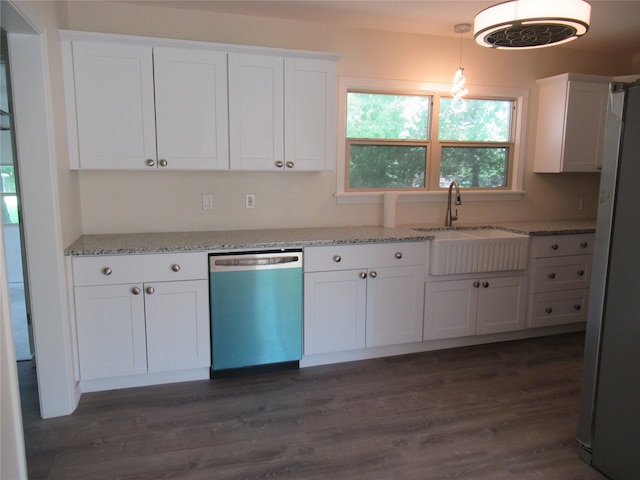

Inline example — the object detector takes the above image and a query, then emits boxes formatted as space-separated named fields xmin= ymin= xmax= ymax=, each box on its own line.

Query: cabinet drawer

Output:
xmin=530 ymin=289 xmax=589 ymax=327
xmin=532 ymin=255 xmax=592 ymax=293
xmin=533 ymin=233 xmax=594 ymax=258
xmin=304 ymin=242 xmax=426 ymax=272
xmin=72 ymin=252 xmax=207 ymax=286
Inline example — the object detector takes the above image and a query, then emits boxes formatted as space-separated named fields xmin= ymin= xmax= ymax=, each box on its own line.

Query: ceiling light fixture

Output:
xmin=474 ymin=0 xmax=591 ymax=50
xmin=451 ymin=23 xmax=471 ymax=113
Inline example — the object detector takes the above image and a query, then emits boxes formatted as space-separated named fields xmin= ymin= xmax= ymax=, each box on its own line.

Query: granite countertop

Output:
xmin=65 ymin=219 xmax=596 ymax=256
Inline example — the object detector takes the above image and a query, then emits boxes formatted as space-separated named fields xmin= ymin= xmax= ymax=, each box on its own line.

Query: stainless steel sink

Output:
xmin=417 ymin=228 xmax=530 ymax=275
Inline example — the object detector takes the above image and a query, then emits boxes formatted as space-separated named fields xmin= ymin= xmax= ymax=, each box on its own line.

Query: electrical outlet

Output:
xmin=202 ymin=194 xmax=213 ymax=210
xmin=245 ymin=194 xmax=255 ymax=209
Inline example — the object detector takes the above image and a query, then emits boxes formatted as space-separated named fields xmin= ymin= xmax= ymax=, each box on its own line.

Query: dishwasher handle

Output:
xmin=210 ymin=251 xmax=303 ymax=272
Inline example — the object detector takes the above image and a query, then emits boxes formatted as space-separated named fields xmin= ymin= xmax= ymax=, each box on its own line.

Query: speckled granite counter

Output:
xmin=65 ymin=219 xmax=596 ymax=256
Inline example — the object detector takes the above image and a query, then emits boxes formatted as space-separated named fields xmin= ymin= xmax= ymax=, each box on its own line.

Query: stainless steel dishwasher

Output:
xmin=209 ymin=250 xmax=303 ymax=378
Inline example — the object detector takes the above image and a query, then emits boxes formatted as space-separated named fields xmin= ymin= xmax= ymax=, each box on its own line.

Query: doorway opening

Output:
xmin=1 ymin=28 xmax=33 ymax=362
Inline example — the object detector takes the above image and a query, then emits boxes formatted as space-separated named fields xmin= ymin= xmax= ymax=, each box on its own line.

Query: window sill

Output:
xmin=335 ymin=190 xmax=526 ymax=205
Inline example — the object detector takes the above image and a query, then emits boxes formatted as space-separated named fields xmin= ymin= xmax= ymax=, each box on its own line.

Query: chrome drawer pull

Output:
xmin=171 ymin=264 xmax=181 ymax=272
xmin=370 ymin=271 xmax=378 ymax=278
xmin=482 ymin=281 xmax=490 ymax=288
xmin=395 ymin=252 xmax=403 ymax=259
xmin=286 ymin=161 xmax=294 ymax=169
xmin=275 ymin=160 xmax=284 ymax=168
xmin=102 ymin=267 xmax=112 ymax=276
xmin=359 ymin=272 xmax=367 ymax=279
xmin=159 ymin=159 xmax=168 ymax=167
xmin=131 ymin=287 xmax=141 ymax=295
xmin=146 ymin=158 xmax=155 ymax=167
xmin=473 ymin=281 xmax=480 ymax=288
xmin=146 ymin=286 xmax=155 ymax=295
xmin=333 ymin=255 xmax=342 ymax=263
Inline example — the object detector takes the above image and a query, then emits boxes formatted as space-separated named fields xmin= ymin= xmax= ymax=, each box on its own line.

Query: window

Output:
xmin=338 ymin=77 xmax=525 ymax=199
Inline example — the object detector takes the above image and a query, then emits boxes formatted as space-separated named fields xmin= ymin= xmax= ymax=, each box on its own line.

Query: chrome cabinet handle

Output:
xmin=395 ymin=252 xmax=403 ymax=259
xmin=551 ymin=244 xmax=559 ymax=250
xmin=581 ymin=242 xmax=588 ymax=248
xmin=131 ymin=287 xmax=141 ymax=295
xmin=548 ymin=272 xmax=556 ymax=279
xmin=545 ymin=307 xmax=553 ymax=314
xmin=171 ymin=264 xmax=181 ymax=272
xmin=159 ymin=159 xmax=168 ymax=167
xmin=574 ymin=304 xmax=582 ymax=311
xmin=359 ymin=272 xmax=367 ymax=279
xmin=146 ymin=158 xmax=155 ymax=167
xmin=146 ymin=286 xmax=155 ymax=295
xmin=102 ymin=267 xmax=112 ymax=276
xmin=473 ymin=281 xmax=480 ymax=288
xmin=286 ymin=161 xmax=294 ymax=169
xmin=333 ymin=255 xmax=341 ymax=263
xmin=275 ymin=160 xmax=284 ymax=168
xmin=482 ymin=281 xmax=489 ymax=288
xmin=577 ymin=270 xmax=585 ymax=276
xmin=369 ymin=271 xmax=377 ymax=278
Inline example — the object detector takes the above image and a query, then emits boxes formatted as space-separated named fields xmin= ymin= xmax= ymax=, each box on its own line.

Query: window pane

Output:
xmin=1 ymin=194 xmax=18 ymax=224
xmin=349 ymin=145 xmax=426 ymax=189
xmin=0 ymin=165 xmax=16 ymax=193
xmin=440 ymin=147 xmax=508 ymax=188
xmin=347 ymin=93 xmax=430 ymax=140
xmin=439 ymin=98 xmax=512 ymax=142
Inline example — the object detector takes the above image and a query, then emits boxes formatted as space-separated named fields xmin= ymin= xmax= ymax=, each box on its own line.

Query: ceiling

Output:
xmin=117 ymin=0 xmax=640 ymax=55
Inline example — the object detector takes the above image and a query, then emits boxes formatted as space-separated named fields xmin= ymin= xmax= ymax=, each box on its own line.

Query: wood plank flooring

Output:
xmin=19 ymin=333 xmax=606 ymax=479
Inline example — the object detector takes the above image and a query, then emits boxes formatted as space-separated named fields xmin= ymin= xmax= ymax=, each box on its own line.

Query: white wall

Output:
xmin=60 ymin=1 xmax=633 ymax=235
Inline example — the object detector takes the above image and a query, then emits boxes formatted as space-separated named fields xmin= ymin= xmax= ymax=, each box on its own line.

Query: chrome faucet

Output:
xmin=445 ymin=180 xmax=462 ymax=227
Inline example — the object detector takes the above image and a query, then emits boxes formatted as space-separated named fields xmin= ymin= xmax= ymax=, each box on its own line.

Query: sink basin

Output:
xmin=418 ymin=228 xmax=530 ymax=275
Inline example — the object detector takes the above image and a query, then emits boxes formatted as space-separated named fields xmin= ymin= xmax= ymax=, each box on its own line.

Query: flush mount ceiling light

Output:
xmin=474 ymin=0 xmax=591 ymax=49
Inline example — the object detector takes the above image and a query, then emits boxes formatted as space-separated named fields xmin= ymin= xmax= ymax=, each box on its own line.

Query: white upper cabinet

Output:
xmin=69 ymin=41 xmax=158 ymax=170
xmin=284 ymin=57 xmax=336 ymax=171
xmin=228 ymin=53 xmax=285 ymax=171
xmin=153 ymin=47 xmax=229 ymax=170
xmin=534 ymin=73 xmax=610 ymax=173
xmin=229 ymin=52 xmax=337 ymax=171
xmin=66 ymin=40 xmax=229 ymax=170
xmin=62 ymin=31 xmax=339 ymax=171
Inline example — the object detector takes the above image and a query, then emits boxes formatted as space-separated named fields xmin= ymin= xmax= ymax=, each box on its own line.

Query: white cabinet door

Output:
xmin=284 ymin=57 xmax=336 ymax=171
xmin=476 ymin=275 xmax=528 ymax=335
xmin=75 ymin=284 xmax=147 ymax=379
xmin=144 ymin=280 xmax=210 ymax=372
xmin=228 ymin=53 xmax=284 ymax=170
xmin=534 ymin=74 xmax=609 ymax=173
xmin=562 ymin=81 xmax=609 ymax=172
xmin=304 ymin=270 xmax=366 ymax=355
xmin=154 ymin=47 xmax=229 ymax=170
xmin=424 ymin=279 xmax=477 ymax=340
xmin=366 ymin=265 xmax=425 ymax=347
xmin=72 ymin=41 xmax=156 ymax=169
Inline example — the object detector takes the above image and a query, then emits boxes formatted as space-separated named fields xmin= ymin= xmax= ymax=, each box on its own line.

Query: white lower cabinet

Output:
xmin=304 ymin=243 xmax=426 ymax=355
xmin=72 ymin=253 xmax=210 ymax=385
xmin=424 ymin=274 xmax=528 ymax=340
xmin=527 ymin=233 xmax=594 ymax=328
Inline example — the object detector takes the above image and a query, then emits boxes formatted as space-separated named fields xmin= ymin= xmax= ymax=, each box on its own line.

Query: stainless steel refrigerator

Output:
xmin=577 ymin=79 xmax=640 ymax=479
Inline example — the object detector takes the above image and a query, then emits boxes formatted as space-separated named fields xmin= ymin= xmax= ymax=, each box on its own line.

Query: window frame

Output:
xmin=336 ymin=76 xmax=527 ymax=204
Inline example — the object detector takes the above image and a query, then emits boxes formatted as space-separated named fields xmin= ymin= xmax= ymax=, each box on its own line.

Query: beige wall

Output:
xmin=59 ymin=1 xmax=633 ymax=236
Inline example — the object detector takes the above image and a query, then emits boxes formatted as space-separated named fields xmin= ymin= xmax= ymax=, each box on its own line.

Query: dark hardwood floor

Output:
xmin=19 ymin=333 xmax=607 ymax=479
